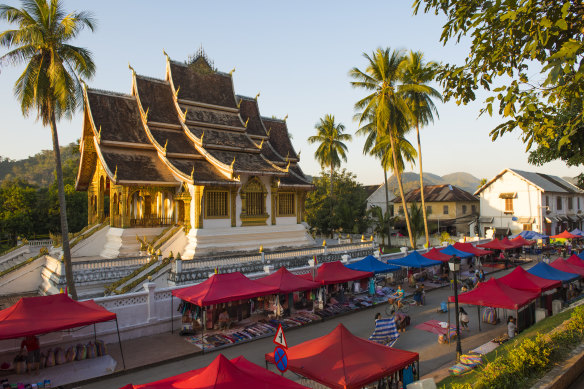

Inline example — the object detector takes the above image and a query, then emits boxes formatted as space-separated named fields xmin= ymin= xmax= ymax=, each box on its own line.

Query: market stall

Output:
xmin=422 ymin=248 xmax=451 ymax=262
xmin=440 ymin=245 xmax=474 ymax=267
xmin=0 ymin=294 xmax=124 ymax=387
xmin=387 ymin=251 xmax=442 ymax=286
xmin=452 ymin=242 xmax=494 ymax=257
xmin=498 ymin=266 xmax=561 ymax=315
xmin=567 ymin=254 xmax=584 ymax=268
xmin=120 ymin=354 xmax=308 ymax=389
xmin=346 ymin=255 xmax=400 ymax=274
xmin=265 ymin=323 xmax=419 ymax=389
xmin=477 ymin=238 xmax=514 ymax=251
xmin=528 ymin=262 xmax=580 ymax=284
xmin=299 ymin=261 xmax=373 ymax=285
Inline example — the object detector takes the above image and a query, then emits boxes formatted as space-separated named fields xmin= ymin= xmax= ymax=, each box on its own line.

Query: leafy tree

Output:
xmin=366 ymin=205 xmax=393 ymax=247
xmin=402 ymin=51 xmax=442 ymax=248
xmin=350 ymin=48 xmax=416 ymax=248
xmin=0 ymin=179 xmax=37 ymax=244
xmin=305 ymin=169 xmax=368 ymax=237
xmin=413 ymin=0 xmax=584 ymax=165
xmin=308 ymin=115 xmax=352 ymax=236
xmin=0 ymin=0 xmax=96 ymax=299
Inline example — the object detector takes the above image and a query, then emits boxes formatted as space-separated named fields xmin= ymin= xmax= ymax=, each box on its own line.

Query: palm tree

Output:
xmin=408 ymin=203 xmax=425 ymax=248
xmin=350 ymin=48 xmax=416 ymax=248
xmin=0 ymin=0 xmax=96 ymax=299
xmin=367 ymin=205 xmax=392 ymax=247
xmin=308 ymin=114 xmax=352 ymax=237
xmin=401 ymin=51 xmax=442 ymax=249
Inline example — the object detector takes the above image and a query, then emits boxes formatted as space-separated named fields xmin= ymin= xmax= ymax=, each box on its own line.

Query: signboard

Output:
xmin=274 ymin=346 xmax=288 ymax=373
xmin=273 ymin=323 xmax=288 ymax=349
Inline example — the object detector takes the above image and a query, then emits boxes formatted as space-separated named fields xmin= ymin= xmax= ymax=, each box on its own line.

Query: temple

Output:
xmin=75 ymin=51 xmax=314 ymax=258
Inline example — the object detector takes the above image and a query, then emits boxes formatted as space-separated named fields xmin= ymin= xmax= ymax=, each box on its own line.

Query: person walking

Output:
xmin=459 ymin=307 xmax=470 ymax=330
xmin=20 ymin=335 xmax=40 ymax=375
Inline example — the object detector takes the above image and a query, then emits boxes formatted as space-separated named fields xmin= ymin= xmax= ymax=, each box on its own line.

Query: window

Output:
xmin=546 ymin=196 xmax=550 ymax=207
xmin=504 ymin=198 xmax=513 ymax=213
xmin=443 ymin=205 xmax=449 ymax=215
xmin=579 ymin=198 xmax=581 ymax=210
xmin=240 ymin=176 xmax=268 ymax=224
xmin=426 ymin=206 xmax=432 ymax=214
xmin=462 ymin=205 xmax=467 ymax=214
xmin=205 ymin=191 xmax=228 ymax=218
xmin=523 ymin=224 xmax=532 ymax=231
xmin=471 ymin=205 xmax=476 ymax=214
xmin=568 ymin=197 xmax=573 ymax=210
xmin=398 ymin=206 xmax=404 ymax=215
xmin=278 ymin=193 xmax=295 ymax=215
xmin=557 ymin=197 xmax=563 ymax=210
xmin=247 ymin=192 xmax=265 ymax=216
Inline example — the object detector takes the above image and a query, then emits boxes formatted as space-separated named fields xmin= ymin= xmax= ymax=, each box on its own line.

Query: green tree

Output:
xmin=0 ymin=0 xmax=96 ymax=299
xmin=413 ymin=0 xmax=584 ymax=166
xmin=350 ymin=48 xmax=416 ymax=248
xmin=402 ymin=50 xmax=442 ymax=248
xmin=366 ymin=205 xmax=393 ymax=247
xmin=408 ymin=203 xmax=425 ymax=248
xmin=308 ymin=115 xmax=352 ymax=236
xmin=0 ymin=179 xmax=37 ymax=244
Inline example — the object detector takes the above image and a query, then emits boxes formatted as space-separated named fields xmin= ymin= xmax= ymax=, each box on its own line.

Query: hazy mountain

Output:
xmin=384 ymin=171 xmax=481 ymax=195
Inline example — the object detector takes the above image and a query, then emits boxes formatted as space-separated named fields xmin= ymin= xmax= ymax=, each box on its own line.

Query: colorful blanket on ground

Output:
xmin=369 ymin=318 xmax=399 ymax=346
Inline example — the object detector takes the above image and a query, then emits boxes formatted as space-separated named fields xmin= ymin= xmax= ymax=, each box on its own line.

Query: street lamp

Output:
xmin=449 ymin=255 xmax=463 ymax=360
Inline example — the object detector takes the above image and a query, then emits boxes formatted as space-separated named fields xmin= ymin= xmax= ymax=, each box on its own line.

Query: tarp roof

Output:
xmin=447 ymin=277 xmax=539 ymax=310
xmin=527 ymin=262 xmax=580 ymax=283
xmin=173 ymin=272 xmax=278 ymax=306
xmin=477 ymin=238 xmax=514 ymax=250
xmin=510 ymin=230 xmax=549 ymax=240
xmin=497 ymin=266 xmax=561 ymax=293
xmin=265 ymin=323 xmax=419 ymax=389
xmin=255 ymin=267 xmax=321 ymax=294
xmin=501 ymin=237 xmax=523 ymax=249
xmin=120 ymin=354 xmax=308 ymax=389
xmin=298 ymin=261 xmax=373 ymax=285
xmin=346 ymin=255 xmax=400 ymax=274
xmin=453 ymin=242 xmax=494 ymax=256
xmin=439 ymin=245 xmax=474 ymax=258
xmin=571 ymin=228 xmax=584 ymax=237
xmin=422 ymin=248 xmax=451 ymax=262
xmin=566 ymin=254 xmax=584 ymax=268
xmin=387 ymin=251 xmax=442 ymax=268
xmin=511 ymin=236 xmax=536 ymax=246
xmin=550 ymin=258 xmax=584 ymax=277
xmin=0 ymin=294 xmax=116 ymax=340
xmin=551 ymin=230 xmax=581 ymax=239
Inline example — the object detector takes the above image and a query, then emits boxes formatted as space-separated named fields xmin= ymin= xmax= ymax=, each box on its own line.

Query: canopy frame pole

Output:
xmin=202 ymin=307 xmax=205 ymax=354
xmin=171 ymin=295 xmax=173 ymax=334
xmin=447 ymin=301 xmax=451 ymax=343
xmin=93 ymin=323 xmax=97 ymax=343
xmin=478 ymin=305 xmax=481 ymax=332
xmin=115 ymin=318 xmax=126 ymax=370
xmin=416 ymin=360 xmax=420 ymax=380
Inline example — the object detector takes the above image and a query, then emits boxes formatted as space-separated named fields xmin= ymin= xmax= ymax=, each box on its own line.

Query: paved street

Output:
xmin=78 ymin=276 xmax=509 ymax=388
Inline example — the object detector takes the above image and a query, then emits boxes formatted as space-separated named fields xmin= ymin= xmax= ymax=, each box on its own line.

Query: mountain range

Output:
xmin=384 ymin=172 xmax=482 ymax=195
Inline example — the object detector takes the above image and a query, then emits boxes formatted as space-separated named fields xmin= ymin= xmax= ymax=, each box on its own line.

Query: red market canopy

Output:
xmin=120 ymin=354 xmax=308 ymax=389
xmin=498 ymin=266 xmax=561 ymax=294
xmin=422 ymin=248 xmax=451 ymax=262
xmin=477 ymin=238 xmax=514 ymax=250
xmin=265 ymin=323 xmax=419 ymax=389
xmin=172 ymin=272 xmax=278 ymax=306
xmin=453 ymin=242 xmax=494 ymax=256
xmin=550 ymin=258 xmax=584 ymax=277
xmin=298 ymin=261 xmax=373 ymax=285
xmin=256 ymin=267 xmax=322 ymax=294
xmin=448 ymin=277 xmax=539 ymax=310
xmin=550 ymin=230 xmax=581 ymax=239
xmin=501 ymin=237 xmax=523 ymax=249
xmin=0 ymin=293 xmax=117 ymax=340
xmin=511 ymin=236 xmax=536 ymax=246
xmin=566 ymin=254 xmax=584 ymax=268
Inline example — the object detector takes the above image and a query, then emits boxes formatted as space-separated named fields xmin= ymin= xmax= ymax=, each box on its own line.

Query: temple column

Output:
xmin=120 ymin=187 xmax=130 ymax=228
xmin=230 ymin=188 xmax=237 ymax=227
xmin=271 ymin=183 xmax=278 ymax=225
xmin=297 ymin=191 xmax=305 ymax=223
xmin=184 ymin=198 xmax=191 ymax=228
xmin=193 ymin=185 xmax=203 ymax=229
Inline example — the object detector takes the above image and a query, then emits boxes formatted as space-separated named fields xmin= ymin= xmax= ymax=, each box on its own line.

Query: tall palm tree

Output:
xmin=0 ymin=0 xmax=96 ymax=299
xmin=308 ymin=114 xmax=352 ymax=237
xmin=401 ymin=51 xmax=442 ymax=249
xmin=350 ymin=48 xmax=416 ymax=248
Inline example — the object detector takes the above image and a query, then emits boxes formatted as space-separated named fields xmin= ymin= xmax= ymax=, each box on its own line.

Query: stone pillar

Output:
xmin=144 ymin=282 xmax=157 ymax=323
xmin=296 ymin=191 xmax=302 ymax=224
xmin=271 ymin=184 xmax=277 ymax=225
xmin=230 ymin=188 xmax=237 ymax=227
xmin=120 ymin=187 xmax=130 ymax=228
xmin=341 ymin=254 xmax=350 ymax=264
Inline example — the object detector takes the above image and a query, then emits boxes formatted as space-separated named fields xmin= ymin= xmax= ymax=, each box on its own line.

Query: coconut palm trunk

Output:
xmin=383 ymin=168 xmax=391 ymax=247
xmin=388 ymin=131 xmax=414 ymax=248
xmin=330 ymin=164 xmax=334 ymax=238
xmin=416 ymin=122 xmax=430 ymax=248
xmin=50 ymin=110 xmax=77 ymax=300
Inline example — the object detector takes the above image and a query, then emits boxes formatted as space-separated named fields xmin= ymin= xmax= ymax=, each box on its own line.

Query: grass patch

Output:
xmin=438 ymin=307 xmax=581 ymax=388
xmin=381 ymin=246 xmax=401 ymax=254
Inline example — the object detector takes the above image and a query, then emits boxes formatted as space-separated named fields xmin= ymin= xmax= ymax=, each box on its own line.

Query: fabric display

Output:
xmin=449 ymin=353 xmax=483 ymax=375
xmin=482 ymin=307 xmax=498 ymax=324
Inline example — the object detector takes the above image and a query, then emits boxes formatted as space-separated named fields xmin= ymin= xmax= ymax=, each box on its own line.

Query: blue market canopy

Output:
xmin=571 ymin=229 xmax=584 ymax=237
xmin=387 ymin=251 xmax=441 ymax=268
xmin=346 ymin=255 xmax=400 ymax=274
xmin=509 ymin=230 xmax=549 ymax=240
xmin=439 ymin=245 xmax=474 ymax=258
xmin=527 ymin=262 xmax=580 ymax=283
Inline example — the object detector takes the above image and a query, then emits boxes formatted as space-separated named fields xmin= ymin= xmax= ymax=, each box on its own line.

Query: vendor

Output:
xmin=218 ymin=309 xmax=231 ymax=330
xmin=20 ymin=335 xmax=40 ymax=374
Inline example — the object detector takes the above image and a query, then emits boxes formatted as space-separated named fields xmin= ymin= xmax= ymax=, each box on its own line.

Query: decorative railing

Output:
xmin=130 ymin=217 xmax=174 ymax=227
xmin=27 ymin=239 xmax=53 ymax=247
xmin=72 ymin=256 xmax=149 ymax=271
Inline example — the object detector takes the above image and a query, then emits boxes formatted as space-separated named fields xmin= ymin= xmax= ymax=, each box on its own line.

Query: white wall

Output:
xmin=276 ymin=216 xmax=297 ymax=225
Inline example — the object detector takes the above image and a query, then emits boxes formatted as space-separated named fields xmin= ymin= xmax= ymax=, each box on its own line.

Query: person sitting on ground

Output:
xmin=218 ymin=309 xmax=231 ymax=330
xmin=394 ymin=311 xmax=408 ymax=332
xmin=507 ymin=316 xmax=517 ymax=339
xmin=459 ymin=307 xmax=470 ymax=330
xmin=20 ymin=335 xmax=40 ymax=375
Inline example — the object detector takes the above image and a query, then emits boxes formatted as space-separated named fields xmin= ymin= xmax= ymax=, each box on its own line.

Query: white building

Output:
xmin=474 ymin=168 xmax=584 ymax=236
xmin=366 ymin=183 xmax=396 ymax=214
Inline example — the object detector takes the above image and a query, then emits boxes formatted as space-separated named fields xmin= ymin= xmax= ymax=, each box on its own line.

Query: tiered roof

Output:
xmin=76 ymin=52 xmax=312 ymax=191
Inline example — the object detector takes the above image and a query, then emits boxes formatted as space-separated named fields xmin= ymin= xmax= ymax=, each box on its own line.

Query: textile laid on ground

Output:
xmin=471 ymin=341 xmax=500 ymax=355
xmin=414 ymin=320 xmax=456 ymax=336
xmin=369 ymin=318 xmax=399 ymax=346
xmin=119 ymin=354 xmax=308 ymax=389
xmin=346 ymin=255 xmax=400 ymax=274
xmin=0 ymin=294 xmax=116 ymax=340
xmin=265 ymin=323 xmax=418 ymax=389
xmin=172 ymin=272 xmax=278 ymax=306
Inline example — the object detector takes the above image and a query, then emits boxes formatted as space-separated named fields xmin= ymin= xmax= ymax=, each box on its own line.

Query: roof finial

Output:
xmin=230 ymin=157 xmax=236 ymax=170
xmin=267 ymin=127 xmax=271 ymax=137
xmin=163 ymin=139 xmax=168 ymax=154
xmin=283 ymin=114 xmax=288 ymax=122
xmin=259 ymin=139 xmax=264 ymax=149
xmin=255 ymin=92 xmax=260 ymax=100
xmin=286 ymin=151 xmax=290 ymax=160
xmin=128 ymin=63 xmax=135 ymax=74
xmin=229 ymin=67 xmax=236 ymax=75
xmin=286 ymin=160 xmax=291 ymax=172
xmin=297 ymin=149 xmax=301 ymax=160
xmin=244 ymin=117 xmax=249 ymax=128
xmin=97 ymin=126 xmax=102 ymax=142
xmin=113 ymin=165 xmax=118 ymax=182
xmin=190 ymin=166 xmax=194 ymax=181
xmin=182 ymin=108 xmax=188 ymax=120
xmin=144 ymin=107 xmax=149 ymax=122
xmin=200 ymin=131 xmax=204 ymax=144
xmin=174 ymin=86 xmax=180 ymax=98
xmin=163 ymin=49 xmax=169 ymax=59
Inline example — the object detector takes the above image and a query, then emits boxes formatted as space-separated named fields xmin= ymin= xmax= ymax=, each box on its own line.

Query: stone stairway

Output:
xmin=0 ymin=245 xmax=39 ymax=272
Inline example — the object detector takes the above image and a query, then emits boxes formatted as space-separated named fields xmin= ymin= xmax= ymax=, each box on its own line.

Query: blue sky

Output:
xmin=0 ymin=0 xmax=580 ymax=185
